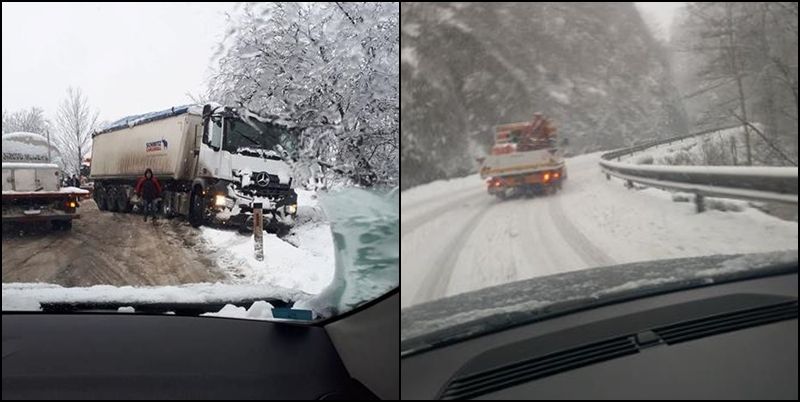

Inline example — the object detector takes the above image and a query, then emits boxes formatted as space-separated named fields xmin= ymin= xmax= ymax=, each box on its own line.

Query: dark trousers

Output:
xmin=143 ymin=199 xmax=157 ymax=220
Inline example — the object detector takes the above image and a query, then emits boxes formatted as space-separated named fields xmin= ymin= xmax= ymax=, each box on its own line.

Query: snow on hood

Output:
xmin=1 ymin=282 xmax=311 ymax=312
xmin=401 ymin=250 xmax=798 ymax=354
xmin=230 ymin=156 xmax=292 ymax=185
xmin=236 ymin=146 xmax=282 ymax=159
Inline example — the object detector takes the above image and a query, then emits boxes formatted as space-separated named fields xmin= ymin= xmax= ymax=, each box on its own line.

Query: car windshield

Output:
xmin=2 ymin=2 xmax=399 ymax=323
xmin=401 ymin=2 xmax=798 ymax=344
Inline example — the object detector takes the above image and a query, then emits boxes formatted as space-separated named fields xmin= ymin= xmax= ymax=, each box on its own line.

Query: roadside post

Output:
xmin=253 ymin=202 xmax=264 ymax=261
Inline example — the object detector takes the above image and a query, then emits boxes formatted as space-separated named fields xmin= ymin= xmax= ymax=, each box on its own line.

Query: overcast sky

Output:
xmin=2 ymin=2 xmax=235 ymax=123
xmin=635 ymin=2 xmax=685 ymax=42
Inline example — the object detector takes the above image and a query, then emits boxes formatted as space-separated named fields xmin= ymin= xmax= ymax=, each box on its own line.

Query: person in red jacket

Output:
xmin=135 ymin=168 xmax=162 ymax=222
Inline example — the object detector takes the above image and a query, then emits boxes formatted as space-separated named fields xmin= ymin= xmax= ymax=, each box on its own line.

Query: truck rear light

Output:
xmin=67 ymin=200 xmax=78 ymax=208
xmin=543 ymin=172 xmax=551 ymax=182
xmin=487 ymin=178 xmax=502 ymax=187
xmin=554 ymin=171 xmax=560 ymax=179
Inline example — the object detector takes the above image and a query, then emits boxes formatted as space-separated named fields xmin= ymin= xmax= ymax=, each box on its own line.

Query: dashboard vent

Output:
xmin=654 ymin=300 xmax=797 ymax=345
xmin=440 ymin=337 xmax=637 ymax=400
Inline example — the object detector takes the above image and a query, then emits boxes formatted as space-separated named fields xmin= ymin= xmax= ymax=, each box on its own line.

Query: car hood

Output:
xmin=401 ymin=250 xmax=798 ymax=355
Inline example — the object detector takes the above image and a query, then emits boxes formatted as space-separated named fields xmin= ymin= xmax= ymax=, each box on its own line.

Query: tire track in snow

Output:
xmin=411 ymin=200 xmax=496 ymax=305
xmin=401 ymin=187 xmax=486 ymax=239
xmin=520 ymin=197 xmax=567 ymax=275
xmin=548 ymin=195 xmax=616 ymax=267
xmin=402 ymin=185 xmax=484 ymax=214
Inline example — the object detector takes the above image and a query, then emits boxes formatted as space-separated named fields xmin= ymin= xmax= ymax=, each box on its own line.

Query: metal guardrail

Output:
xmin=602 ymin=124 xmax=742 ymax=161
xmin=599 ymin=126 xmax=799 ymax=211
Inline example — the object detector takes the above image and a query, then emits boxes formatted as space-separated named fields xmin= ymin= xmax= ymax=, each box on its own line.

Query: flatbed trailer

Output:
xmin=2 ymin=161 xmax=87 ymax=230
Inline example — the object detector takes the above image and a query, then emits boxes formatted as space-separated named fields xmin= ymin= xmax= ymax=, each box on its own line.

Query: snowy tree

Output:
xmin=209 ymin=2 xmax=399 ymax=188
xmin=673 ymin=2 xmax=797 ymax=166
xmin=54 ymin=87 xmax=99 ymax=176
xmin=2 ymin=106 xmax=50 ymax=135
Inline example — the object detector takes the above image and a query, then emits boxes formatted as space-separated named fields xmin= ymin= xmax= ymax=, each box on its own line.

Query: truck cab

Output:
xmin=197 ymin=105 xmax=297 ymax=230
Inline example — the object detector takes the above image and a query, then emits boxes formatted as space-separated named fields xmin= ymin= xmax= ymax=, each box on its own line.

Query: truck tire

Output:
xmin=189 ymin=190 xmax=204 ymax=228
xmin=117 ymin=190 xmax=131 ymax=212
xmin=160 ymin=193 xmax=175 ymax=218
xmin=51 ymin=220 xmax=72 ymax=231
xmin=95 ymin=187 xmax=109 ymax=211
xmin=106 ymin=187 xmax=119 ymax=212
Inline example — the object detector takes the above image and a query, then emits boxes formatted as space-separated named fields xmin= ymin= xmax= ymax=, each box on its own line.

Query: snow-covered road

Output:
xmin=401 ymin=152 xmax=798 ymax=308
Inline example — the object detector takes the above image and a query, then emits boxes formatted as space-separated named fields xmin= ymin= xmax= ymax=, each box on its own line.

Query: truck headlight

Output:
xmin=287 ymin=204 xmax=297 ymax=214
xmin=214 ymin=194 xmax=227 ymax=207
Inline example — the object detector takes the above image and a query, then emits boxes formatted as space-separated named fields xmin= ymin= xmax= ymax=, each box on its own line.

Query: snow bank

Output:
xmin=604 ymin=158 xmax=798 ymax=178
xmin=199 ymin=188 xmax=335 ymax=295
xmin=402 ymin=173 xmax=484 ymax=208
xmin=199 ymin=222 xmax=335 ymax=295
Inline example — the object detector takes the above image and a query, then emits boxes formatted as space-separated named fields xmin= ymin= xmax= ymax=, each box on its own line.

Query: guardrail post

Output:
xmin=606 ymin=173 xmax=610 ymax=180
xmin=626 ymin=180 xmax=634 ymax=189
xmin=694 ymin=193 xmax=705 ymax=213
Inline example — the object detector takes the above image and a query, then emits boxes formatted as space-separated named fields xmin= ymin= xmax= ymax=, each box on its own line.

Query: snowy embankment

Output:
xmin=622 ymin=125 xmax=756 ymax=166
xmin=199 ymin=189 xmax=334 ymax=295
xmin=401 ymin=151 xmax=798 ymax=308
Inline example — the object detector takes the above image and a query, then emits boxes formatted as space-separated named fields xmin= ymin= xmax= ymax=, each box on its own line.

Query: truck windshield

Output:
xmin=223 ymin=118 xmax=285 ymax=154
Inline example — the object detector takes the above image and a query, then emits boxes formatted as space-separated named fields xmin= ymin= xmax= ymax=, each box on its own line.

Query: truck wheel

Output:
xmin=95 ymin=187 xmax=108 ymax=211
xmin=160 ymin=194 xmax=175 ymax=218
xmin=189 ymin=190 xmax=204 ymax=228
xmin=117 ymin=190 xmax=131 ymax=212
xmin=107 ymin=188 xmax=119 ymax=212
